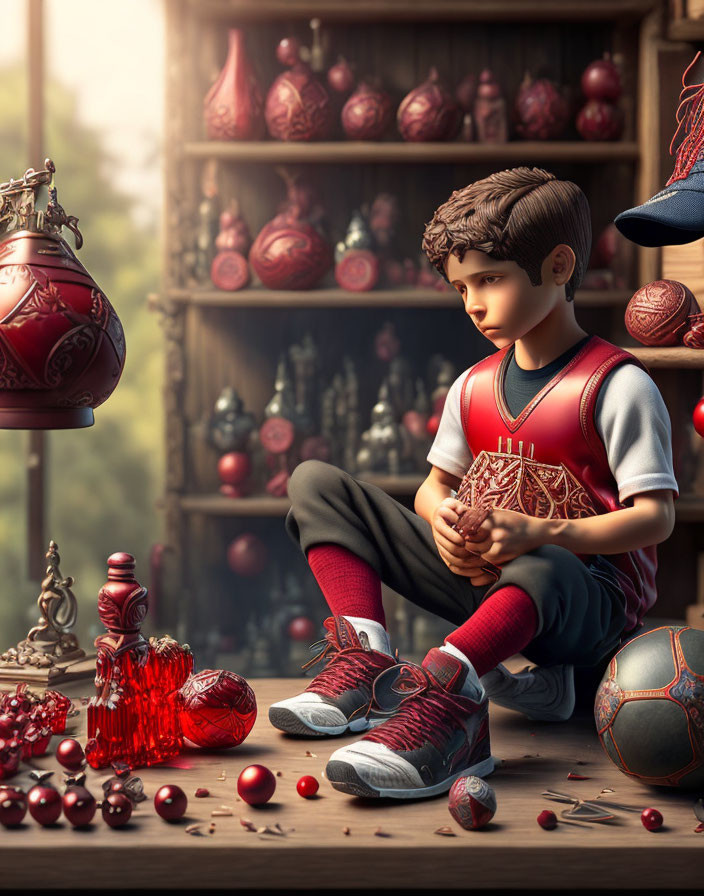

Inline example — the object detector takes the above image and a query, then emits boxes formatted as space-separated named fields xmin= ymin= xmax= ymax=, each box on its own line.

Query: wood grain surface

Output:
xmin=1 ymin=673 xmax=702 ymax=890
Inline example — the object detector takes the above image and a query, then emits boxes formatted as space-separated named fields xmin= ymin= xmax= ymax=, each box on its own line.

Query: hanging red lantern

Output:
xmin=0 ymin=161 xmax=126 ymax=429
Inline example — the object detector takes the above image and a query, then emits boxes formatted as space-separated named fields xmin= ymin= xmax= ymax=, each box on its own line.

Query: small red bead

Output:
xmin=237 ymin=764 xmax=276 ymax=806
xmin=641 ymin=807 xmax=663 ymax=831
xmin=296 ymin=775 xmax=319 ymax=798
xmin=56 ymin=738 xmax=85 ymax=771
xmin=63 ymin=786 xmax=97 ymax=827
xmin=102 ymin=792 xmax=133 ymax=828
xmin=27 ymin=785 xmax=62 ymax=826
xmin=0 ymin=786 xmax=27 ymax=827
xmin=537 ymin=809 xmax=557 ymax=830
xmin=154 ymin=784 xmax=188 ymax=822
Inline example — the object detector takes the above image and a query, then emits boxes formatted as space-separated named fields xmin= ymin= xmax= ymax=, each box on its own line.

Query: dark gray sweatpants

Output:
xmin=284 ymin=460 xmax=629 ymax=669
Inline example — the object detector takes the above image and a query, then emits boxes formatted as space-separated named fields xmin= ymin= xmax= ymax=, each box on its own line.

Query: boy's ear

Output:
xmin=550 ymin=244 xmax=576 ymax=285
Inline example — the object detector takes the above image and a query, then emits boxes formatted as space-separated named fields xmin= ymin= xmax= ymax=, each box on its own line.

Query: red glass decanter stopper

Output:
xmin=85 ymin=553 xmax=193 ymax=770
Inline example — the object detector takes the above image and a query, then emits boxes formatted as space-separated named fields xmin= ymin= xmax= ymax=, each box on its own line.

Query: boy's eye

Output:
xmin=482 ymin=275 xmax=501 ymax=285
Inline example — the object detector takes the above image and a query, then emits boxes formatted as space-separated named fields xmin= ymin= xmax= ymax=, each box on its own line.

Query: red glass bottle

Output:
xmin=85 ymin=553 xmax=193 ymax=770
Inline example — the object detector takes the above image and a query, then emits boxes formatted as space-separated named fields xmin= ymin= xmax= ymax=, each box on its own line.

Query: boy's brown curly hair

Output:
xmin=421 ymin=167 xmax=591 ymax=302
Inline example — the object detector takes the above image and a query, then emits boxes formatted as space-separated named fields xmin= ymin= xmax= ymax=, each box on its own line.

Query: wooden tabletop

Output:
xmin=1 ymin=675 xmax=702 ymax=890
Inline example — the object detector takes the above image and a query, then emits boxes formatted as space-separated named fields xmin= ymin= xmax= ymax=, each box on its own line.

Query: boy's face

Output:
xmin=445 ymin=248 xmax=564 ymax=349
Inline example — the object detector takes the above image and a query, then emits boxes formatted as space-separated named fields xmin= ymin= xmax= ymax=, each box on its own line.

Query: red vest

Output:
xmin=457 ymin=335 xmax=658 ymax=632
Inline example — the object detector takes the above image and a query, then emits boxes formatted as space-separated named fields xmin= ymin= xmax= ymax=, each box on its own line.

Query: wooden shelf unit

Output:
xmin=182 ymin=140 xmax=642 ymax=164
xmin=164 ymin=286 xmax=634 ymax=309
xmin=160 ymin=0 xmax=701 ymax=655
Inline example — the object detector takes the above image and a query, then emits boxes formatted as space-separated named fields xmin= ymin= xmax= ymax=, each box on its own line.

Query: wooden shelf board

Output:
xmin=668 ymin=18 xmax=704 ymax=41
xmin=181 ymin=141 xmax=641 ymax=165
xmin=165 ymin=287 xmax=632 ymax=309
xmin=184 ymin=0 xmax=657 ymax=23
xmin=626 ymin=346 xmax=704 ymax=368
xmin=178 ymin=489 xmax=704 ymax=520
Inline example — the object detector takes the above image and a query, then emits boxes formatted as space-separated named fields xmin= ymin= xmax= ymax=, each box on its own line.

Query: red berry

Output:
xmin=237 ymin=764 xmax=276 ymax=805
xmin=641 ymin=807 xmax=663 ymax=831
xmin=0 ymin=786 xmax=27 ymax=827
xmin=63 ymin=786 xmax=97 ymax=827
xmin=154 ymin=784 xmax=188 ymax=822
xmin=296 ymin=775 xmax=319 ymax=798
xmin=56 ymin=737 xmax=85 ymax=771
xmin=102 ymin=791 xmax=133 ymax=828
xmin=537 ymin=809 xmax=557 ymax=830
xmin=27 ymin=785 xmax=62 ymax=826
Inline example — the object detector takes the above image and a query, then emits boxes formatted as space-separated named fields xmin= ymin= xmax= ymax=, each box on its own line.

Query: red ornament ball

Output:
xmin=56 ymin=737 xmax=85 ymax=771
xmin=227 ymin=533 xmax=268 ymax=577
xmin=448 ymin=775 xmax=497 ymax=830
xmin=537 ymin=809 xmax=558 ymax=830
xmin=287 ymin=616 xmax=316 ymax=642
xmin=179 ymin=669 xmax=257 ymax=749
xmin=102 ymin=791 xmax=133 ymax=828
xmin=211 ymin=250 xmax=250 ymax=291
xmin=63 ymin=786 xmax=97 ymax=827
xmin=27 ymin=784 xmax=62 ymax=826
xmin=237 ymin=764 xmax=276 ymax=805
xmin=641 ymin=807 xmax=663 ymax=831
xmin=154 ymin=784 xmax=188 ymax=822
xmin=217 ymin=452 xmax=251 ymax=487
xmin=276 ymin=36 xmax=301 ymax=68
xmin=581 ymin=57 xmax=622 ymax=101
xmin=296 ymin=775 xmax=319 ymax=798
xmin=625 ymin=279 xmax=699 ymax=347
xmin=426 ymin=414 xmax=440 ymax=438
xmin=0 ymin=785 xmax=27 ymax=827
xmin=0 ymin=714 xmax=16 ymax=738
xmin=693 ymin=399 xmax=704 ymax=438
xmin=335 ymin=249 xmax=380 ymax=292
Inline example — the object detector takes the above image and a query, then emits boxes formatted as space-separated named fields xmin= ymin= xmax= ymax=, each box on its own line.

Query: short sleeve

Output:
xmin=594 ymin=363 xmax=680 ymax=505
xmin=426 ymin=368 xmax=474 ymax=479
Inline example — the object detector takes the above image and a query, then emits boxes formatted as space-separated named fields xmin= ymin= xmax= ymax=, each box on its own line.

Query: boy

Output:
xmin=270 ymin=167 xmax=678 ymax=800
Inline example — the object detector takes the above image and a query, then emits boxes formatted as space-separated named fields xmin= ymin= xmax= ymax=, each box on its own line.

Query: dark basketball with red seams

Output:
xmin=594 ymin=625 xmax=704 ymax=789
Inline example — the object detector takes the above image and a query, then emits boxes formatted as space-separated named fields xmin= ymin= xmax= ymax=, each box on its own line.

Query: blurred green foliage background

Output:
xmin=0 ymin=64 xmax=163 ymax=650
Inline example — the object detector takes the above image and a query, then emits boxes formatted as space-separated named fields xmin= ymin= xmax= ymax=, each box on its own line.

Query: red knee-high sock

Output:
xmin=306 ymin=543 xmax=386 ymax=628
xmin=444 ymin=585 xmax=538 ymax=679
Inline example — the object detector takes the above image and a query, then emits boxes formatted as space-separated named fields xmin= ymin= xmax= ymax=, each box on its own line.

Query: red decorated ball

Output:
xmin=179 ymin=669 xmax=257 ymax=749
xmin=426 ymin=414 xmax=440 ymax=437
xmin=625 ymin=280 xmax=699 ymax=347
xmin=217 ymin=452 xmax=251 ymax=487
xmin=154 ymin=784 xmax=188 ymax=822
xmin=237 ymin=764 xmax=276 ymax=805
xmin=56 ymin=737 xmax=85 ymax=771
xmin=102 ymin=791 xmax=133 ymax=828
xmin=0 ymin=785 xmax=27 ymax=827
xmin=227 ymin=533 xmax=268 ymax=577
xmin=448 ymin=775 xmax=496 ymax=830
xmin=296 ymin=775 xmax=319 ymax=798
xmin=335 ymin=249 xmax=380 ymax=292
xmin=693 ymin=399 xmax=704 ymax=438
xmin=63 ymin=785 xmax=97 ymax=827
xmin=641 ymin=807 xmax=663 ymax=831
xmin=288 ymin=616 xmax=316 ymax=642
xmin=28 ymin=784 xmax=62 ymax=826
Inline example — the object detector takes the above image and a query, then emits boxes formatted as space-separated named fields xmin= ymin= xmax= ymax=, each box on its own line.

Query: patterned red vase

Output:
xmin=0 ymin=160 xmax=125 ymax=428
xmin=204 ymin=29 xmax=265 ymax=140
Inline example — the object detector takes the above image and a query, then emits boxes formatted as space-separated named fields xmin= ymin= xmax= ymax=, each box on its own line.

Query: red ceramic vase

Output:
xmin=204 ymin=29 xmax=265 ymax=140
xmin=0 ymin=162 xmax=126 ymax=428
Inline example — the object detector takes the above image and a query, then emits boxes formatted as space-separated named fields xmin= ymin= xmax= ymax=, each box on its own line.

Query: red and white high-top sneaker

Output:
xmin=325 ymin=647 xmax=494 ymax=798
xmin=269 ymin=616 xmax=400 ymax=737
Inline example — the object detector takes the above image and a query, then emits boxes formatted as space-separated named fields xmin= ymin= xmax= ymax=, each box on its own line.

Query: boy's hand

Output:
xmin=431 ymin=498 xmax=496 ymax=584
xmin=469 ymin=508 xmax=545 ymax=565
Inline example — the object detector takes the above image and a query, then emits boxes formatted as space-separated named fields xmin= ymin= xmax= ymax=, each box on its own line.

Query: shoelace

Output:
xmin=365 ymin=662 xmax=476 ymax=753
xmin=300 ymin=628 xmax=393 ymax=699
xmin=667 ymin=50 xmax=704 ymax=185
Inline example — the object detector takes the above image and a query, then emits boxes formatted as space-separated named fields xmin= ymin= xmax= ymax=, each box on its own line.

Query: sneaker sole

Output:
xmin=325 ymin=755 xmax=495 ymax=799
xmin=268 ymin=707 xmax=378 ymax=737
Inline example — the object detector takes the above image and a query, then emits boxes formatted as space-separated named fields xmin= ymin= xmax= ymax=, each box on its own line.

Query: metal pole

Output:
xmin=27 ymin=0 xmax=46 ymax=582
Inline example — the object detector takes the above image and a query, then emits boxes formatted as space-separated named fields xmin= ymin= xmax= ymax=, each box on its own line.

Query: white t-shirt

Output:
xmin=427 ymin=361 xmax=679 ymax=505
